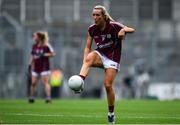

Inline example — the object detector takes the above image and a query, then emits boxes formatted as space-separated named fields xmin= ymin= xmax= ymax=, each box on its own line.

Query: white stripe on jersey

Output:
xmin=47 ymin=43 xmax=54 ymax=52
xmin=89 ymin=24 xmax=96 ymax=29
xmin=110 ymin=21 xmax=125 ymax=28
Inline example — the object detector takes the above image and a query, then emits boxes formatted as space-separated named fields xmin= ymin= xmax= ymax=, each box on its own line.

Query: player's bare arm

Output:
xmin=83 ymin=32 xmax=93 ymax=63
xmin=29 ymin=55 xmax=34 ymax=65
xmin=44 ymin=52 xmax=56 ymax=57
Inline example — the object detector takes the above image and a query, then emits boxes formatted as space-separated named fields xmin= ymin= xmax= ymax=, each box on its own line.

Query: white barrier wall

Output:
xmin=148 ymin=83 xmax=180 ymax=100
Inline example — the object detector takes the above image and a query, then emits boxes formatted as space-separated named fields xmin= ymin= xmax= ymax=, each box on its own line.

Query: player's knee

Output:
xmin=104 ymin=84 xmax=113 ymax=93
xmin=31 ymin=82 xmax=36 ymax=87
xmin=42 ymin=80 xmax=49 ymax=86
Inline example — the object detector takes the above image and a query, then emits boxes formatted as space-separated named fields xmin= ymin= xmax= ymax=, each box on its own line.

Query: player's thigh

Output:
xmin=104 ymin=68 xmax=117 ymax=86
xmin=87 ymin=51 xmax=103 ymax=67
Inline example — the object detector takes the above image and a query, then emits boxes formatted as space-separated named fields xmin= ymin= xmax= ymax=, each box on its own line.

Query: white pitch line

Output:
xmin=1 ymin=112 xmax=180 ymax=120
xmin=1 ymin=113 xmax=104 ymax=118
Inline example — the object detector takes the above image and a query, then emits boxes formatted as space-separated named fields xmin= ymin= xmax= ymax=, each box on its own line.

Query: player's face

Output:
xmin=33 ymin=34 xmax=39 ymax=43
xmin=92 ymin=9 xmax=105 ymax=26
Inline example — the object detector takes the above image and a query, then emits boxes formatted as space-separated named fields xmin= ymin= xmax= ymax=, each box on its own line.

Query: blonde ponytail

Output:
xmin=43 ymin=31 xmax=49 ymax=43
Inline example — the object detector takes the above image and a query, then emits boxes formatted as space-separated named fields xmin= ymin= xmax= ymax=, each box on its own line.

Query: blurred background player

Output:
xmin=78 ymin=5 xmax=135 ymax=123
xmin=28 ymin=31 xmax=55 ymax=103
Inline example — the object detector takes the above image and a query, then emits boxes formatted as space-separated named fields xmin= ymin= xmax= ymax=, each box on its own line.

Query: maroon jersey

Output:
xmin=88 ymin=21 xmax=124 ymax=63
xmin=31 ymin=43 xmax=54 ymax=73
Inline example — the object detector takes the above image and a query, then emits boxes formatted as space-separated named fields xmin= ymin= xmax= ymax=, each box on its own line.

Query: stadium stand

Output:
xmin=0 ymin=0 xmax=180 ymax=98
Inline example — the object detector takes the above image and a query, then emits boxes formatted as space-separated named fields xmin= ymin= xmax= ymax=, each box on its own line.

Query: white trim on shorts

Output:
xmin=94 ymin=50 xmax=120 ymax=71
xmin=32 ymin=70 xmax=51 ymax=76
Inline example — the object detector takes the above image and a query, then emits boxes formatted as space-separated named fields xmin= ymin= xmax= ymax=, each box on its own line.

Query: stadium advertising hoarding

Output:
xmin=148 ymin=82 xmax=180 ymax=100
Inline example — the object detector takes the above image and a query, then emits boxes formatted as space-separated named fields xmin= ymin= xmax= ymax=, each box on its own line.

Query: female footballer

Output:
xmin=28 ymin=31 xmax=55 ymax=103
xmin=78 ymin=5 xmax=135 ymax=123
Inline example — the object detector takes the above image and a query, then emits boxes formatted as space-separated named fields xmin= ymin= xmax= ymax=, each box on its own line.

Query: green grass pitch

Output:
xmin=0 ymin=99 xmax=180 ymax=124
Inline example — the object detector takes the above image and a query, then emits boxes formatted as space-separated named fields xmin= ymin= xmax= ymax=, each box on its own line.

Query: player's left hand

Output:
xmin=39 ymin=52 xmax=45 ymax=58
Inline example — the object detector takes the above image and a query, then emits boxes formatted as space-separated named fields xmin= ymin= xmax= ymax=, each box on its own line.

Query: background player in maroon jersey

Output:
xmin=78 ymin=5 xmax=135 ymax=123
xmin=28 ymin=31 xmax=55 ymax=103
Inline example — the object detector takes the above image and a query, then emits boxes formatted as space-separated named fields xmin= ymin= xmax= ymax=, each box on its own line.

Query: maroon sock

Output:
xmin=108 ymin=105 xmax=114 ymax=113
xmin=79 ymin=75 xmax=85 ymax=80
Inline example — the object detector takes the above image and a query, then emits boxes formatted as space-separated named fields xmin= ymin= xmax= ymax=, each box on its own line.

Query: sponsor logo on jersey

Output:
xmin=98 ymin=41 xmax=113 ymax=49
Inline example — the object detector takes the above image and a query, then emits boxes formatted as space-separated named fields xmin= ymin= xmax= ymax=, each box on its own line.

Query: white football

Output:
xmin=68 ymin=75 xmax=84 ymax=91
